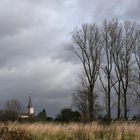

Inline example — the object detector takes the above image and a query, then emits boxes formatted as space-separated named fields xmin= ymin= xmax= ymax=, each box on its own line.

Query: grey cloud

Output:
xmin=0 ymin=0 xmax=37 ymax=36
xmin=0 ymin=57 xmax=80 ymax=116
xmin=124 ymin=0 xmax=140 ymax=22
xmin=0 ymin=0 xmax=140 ymax=117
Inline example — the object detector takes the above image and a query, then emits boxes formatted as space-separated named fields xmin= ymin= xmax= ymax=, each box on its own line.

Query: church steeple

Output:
xmin=27 ymin=96 xmax=34 ymax=115
xmin=28 ymin=96 xmax=32 ymax=108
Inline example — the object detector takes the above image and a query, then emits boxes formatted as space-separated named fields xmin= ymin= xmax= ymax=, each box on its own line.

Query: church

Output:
xmin=20 ymin=96 xmax=34 ymax=119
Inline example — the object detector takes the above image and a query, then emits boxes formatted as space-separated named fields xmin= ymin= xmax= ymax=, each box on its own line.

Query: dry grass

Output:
xmin=1 ymin=121 xmax=140 ymax=140
xmin=0 ymin=122 xmax=32 ymax=140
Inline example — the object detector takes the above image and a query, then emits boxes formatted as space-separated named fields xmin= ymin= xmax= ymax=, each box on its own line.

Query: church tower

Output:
xmin=27 ymin=96 xmax=34 ymax=116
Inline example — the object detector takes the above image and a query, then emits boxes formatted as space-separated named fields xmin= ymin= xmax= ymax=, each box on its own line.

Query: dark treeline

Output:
xmin=68 ymin=19 xmax=140 ymax=122
xmin=0 ymin=99 xmax=80 ymax=122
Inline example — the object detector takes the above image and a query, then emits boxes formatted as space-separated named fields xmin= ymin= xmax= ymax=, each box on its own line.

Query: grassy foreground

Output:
xmin=1 ymin=121 xmax=140 ymax=140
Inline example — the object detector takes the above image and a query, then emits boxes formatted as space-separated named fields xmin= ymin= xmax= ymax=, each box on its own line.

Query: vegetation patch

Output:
xmin=0 ymin=123 xmax=32 ymax=140
xmin=0 ymin=122 xmax=139 ymax=140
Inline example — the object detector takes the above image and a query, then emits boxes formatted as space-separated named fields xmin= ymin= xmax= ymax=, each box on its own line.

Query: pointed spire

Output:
xmin=28 ymin=96 xmax=33 ymax=108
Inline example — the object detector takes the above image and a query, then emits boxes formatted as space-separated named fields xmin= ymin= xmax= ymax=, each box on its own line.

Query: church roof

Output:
xmin=28 ymin=96 xmax=33 ymax=108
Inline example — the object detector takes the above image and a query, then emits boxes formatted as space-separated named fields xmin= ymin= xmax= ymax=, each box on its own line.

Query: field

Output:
xmin=0 ymin=121 xmax=140 ymax=140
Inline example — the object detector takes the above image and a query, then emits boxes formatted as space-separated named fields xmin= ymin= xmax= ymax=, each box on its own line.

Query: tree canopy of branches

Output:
xmin=67 ymin=24 xmax=102 ymax=120
xmin=73 ymin=75 xmax=101 ymax=121
xmin=4 ymin=99 xmax=22 ymax=121
xmin=68 ymin=19 xmax=140 ymax=121
xmin=6 ymin=99 xmax=22 ymax=114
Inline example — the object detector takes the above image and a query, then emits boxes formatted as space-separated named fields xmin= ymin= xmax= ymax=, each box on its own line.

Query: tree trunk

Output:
xmin=88 ymin=85 xmax=94 ymax=120
xmin=117 ymin=81 xmax=121 ymax=119
xmin=108 ymin=75 xmax=111 ymax=121
xmin=117 ymin=94 xmax=121 ymax=119
xmin=124 ymin=91 xmax=127 ymax=120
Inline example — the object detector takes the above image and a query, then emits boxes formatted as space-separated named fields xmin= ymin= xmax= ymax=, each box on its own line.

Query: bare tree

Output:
xmin=73 ymin=75 xmax=89 ymax=121
xmin=73 ymin=75 xmax=101 ymax=121
xmin=133 ymin=30 xmax=140 ymax=97
xmin=6 ymin=99 xmax=22 ymax=114
xmin=131 ymin=29 xmax=140 ymax=110
xmin=68 ymin=24 xmax=102 ymax=120
xmin=4 ymin=99 xmax=22 ymax=121
xmin=109 ymin=20 xmax=124 ymax=119
xmin=120 ymin=21 xmax=137 ymax=119
xmin=100 ymin=20 xmax=137 ymax=120
xmin=99 ymin=20 xmax=116 ymax=121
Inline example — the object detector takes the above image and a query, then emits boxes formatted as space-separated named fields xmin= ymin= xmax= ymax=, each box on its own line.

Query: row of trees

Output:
xmin=68 ymin=19 xmax=140 ymax=121
xmin=0 ymin=99 xmax=80 ymax=122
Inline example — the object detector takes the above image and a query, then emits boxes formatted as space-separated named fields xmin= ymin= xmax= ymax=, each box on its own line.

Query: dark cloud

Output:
xmin=0 ymin=0 xmax=139 ymax=117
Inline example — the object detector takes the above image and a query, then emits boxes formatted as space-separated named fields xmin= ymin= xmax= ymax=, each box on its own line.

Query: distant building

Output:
xmin=27 ymin=96 xmax=34 ymax=115
xmin=20 ymin=96 xmax=34 ymax=119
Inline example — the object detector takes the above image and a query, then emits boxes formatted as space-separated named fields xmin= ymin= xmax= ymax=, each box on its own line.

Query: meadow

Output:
xmin=0 ymin=121 xmax=140 ymax=140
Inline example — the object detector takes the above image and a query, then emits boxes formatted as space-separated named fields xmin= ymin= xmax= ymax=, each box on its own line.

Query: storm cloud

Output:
xmin=0 ymin=0 xmax=139 ymax=117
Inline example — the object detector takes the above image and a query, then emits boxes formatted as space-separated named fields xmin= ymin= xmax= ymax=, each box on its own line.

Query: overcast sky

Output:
xmin=0 ymin=0 xmax=140 ymax=117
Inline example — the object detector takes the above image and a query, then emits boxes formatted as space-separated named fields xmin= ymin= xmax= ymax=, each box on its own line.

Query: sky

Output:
xmin=0 ymin=0 xmax=140 ymax=117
